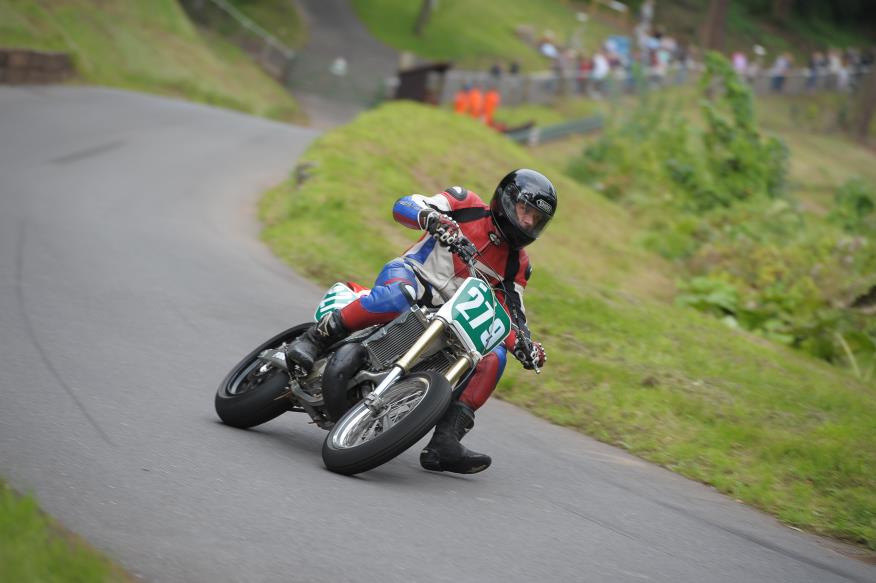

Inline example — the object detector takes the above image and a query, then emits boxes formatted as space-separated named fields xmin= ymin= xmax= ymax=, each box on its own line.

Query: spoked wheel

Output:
xmin=215 ymin=323 xmax=311 ymax=429
xmin=322 ymin=371 xmax=452 ymax=475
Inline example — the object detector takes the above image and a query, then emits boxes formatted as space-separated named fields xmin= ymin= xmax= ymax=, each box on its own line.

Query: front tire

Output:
xmin=215 ymin=323 xmax=311 ymax=429
xmin=322 ymin=371 xmax=452 ymax=475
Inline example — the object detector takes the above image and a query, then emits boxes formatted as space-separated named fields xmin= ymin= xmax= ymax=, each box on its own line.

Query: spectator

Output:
xmin=675 ymin=41 xmax=690 ymax=84
xmin=732 ymin=51 xmax=748 ymax=78
xmin=828 ymin=49 xmax=843 ymax=90
xmin=483 ymin=86 xmax=501 ymax=127
xmin=837 ymin=54 xmax=851 ymax=92
xmin=747 ymin=45 xmax=766 ymax=85
xmin=770 ymin=52 xmax=791 ymax=92
xmin=539 ymin=30 xmax=559 ymax=60
xmin=640 ymin=0 xmax=656 ymax=25
xmin=453 ymin=83 xmax=471 ymax=115
xmin=590 ymin=49 xmax=610 ymax=98
xmin=806 ymin=51 xmax=822 ymax=91
xmin=467 ymin=83 xmax=484 ymax=120
xmin=576 ymin=52 xmax=593 ymax=94
xmin=489 ymin=62 xmax=502 ymax=81
xmin=507 ymin=60 xmax=522 ymax=105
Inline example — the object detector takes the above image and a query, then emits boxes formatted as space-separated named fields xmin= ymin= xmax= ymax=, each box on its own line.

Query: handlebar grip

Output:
xmin=449 ymin=237 xmax=477 ymax=264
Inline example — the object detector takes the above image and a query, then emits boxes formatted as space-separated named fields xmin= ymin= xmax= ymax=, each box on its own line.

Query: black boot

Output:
xmin=420 ymin=402 xmax=491 ymax=474
xmin=285 ymin=311 xmax=349 ymax=373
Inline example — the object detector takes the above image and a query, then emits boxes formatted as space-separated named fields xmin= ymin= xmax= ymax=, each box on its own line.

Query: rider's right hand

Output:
xmin=418 ymin=210 xmax=461 ymax=247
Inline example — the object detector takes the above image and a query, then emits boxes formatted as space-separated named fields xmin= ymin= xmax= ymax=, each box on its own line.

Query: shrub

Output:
xmin=829 ymin=177 xmax=876 ymax=233
xmin=567 ymin=52 xmax=875 ymax=373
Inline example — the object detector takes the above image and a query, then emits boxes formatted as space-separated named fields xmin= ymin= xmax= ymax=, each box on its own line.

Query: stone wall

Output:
xmin=0 ymin=49 xmax=74 ymax=84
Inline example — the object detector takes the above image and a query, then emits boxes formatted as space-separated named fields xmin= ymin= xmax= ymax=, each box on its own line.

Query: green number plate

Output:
xmin=438 ymin=278 xmax=511 ymax=355
xmin=314 ymin=283 xmax=363 ymax=322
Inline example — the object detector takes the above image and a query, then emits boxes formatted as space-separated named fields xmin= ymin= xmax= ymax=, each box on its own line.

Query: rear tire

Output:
xmin=215 ymin=324 xmax=311 ymax=429
xmin=322 ymin=371 xmax=452 ymax=475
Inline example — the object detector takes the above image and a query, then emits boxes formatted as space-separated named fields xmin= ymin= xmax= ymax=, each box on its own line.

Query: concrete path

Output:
xmin=288 ymin=0 xmax=399 ymax=127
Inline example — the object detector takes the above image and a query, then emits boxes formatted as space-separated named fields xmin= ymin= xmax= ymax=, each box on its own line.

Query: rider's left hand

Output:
xmin=514 ymin=338 xmax=546 ymax=370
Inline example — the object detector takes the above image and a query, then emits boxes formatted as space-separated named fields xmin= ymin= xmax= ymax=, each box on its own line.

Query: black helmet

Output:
xmin=490 ymin=169 xmax=557 ymax=248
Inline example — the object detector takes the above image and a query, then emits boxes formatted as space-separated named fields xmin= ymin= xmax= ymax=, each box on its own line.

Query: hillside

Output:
xmin=0 ymin=0 xmax=300 ymax=121
xmin=349 ymin=0 xmax=873 ymax=70
xmin=260 ymin=101 xmax=876 ymax=549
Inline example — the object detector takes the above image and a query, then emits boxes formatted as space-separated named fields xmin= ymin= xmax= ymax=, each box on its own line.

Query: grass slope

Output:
xmin=352 ymin=0 xmax=873 ymax=71
xmin=226 ymin=0 xmax=305 ymax=49
xmin=0 ymin=0 xmax=300 ymax=121
xmin=350 ymin=0 xmax=618 ymax=70
xmin=1 ymin=482 xmax=127 ymax=582
xmin=261 ymin=101 xmax=876 ymax=549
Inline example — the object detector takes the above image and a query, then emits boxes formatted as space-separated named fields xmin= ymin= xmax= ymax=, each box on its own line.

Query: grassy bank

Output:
xmin=0 ymin=0 xmax=301 ymax=122
xmin=350 ymin=0 xmax=618 ymax=71
xmin=1 ymin=482 xmax=126 ymax=582
xmin=351 ymin=0 xmax=873 ymax=71
xmin=261 ymin=101 xmax=876 ymax=549
xmin=227 ymin=0 xmax=305 ymax=49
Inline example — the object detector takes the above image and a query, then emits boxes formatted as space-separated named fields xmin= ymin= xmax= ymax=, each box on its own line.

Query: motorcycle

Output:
xmin=215 ymin=236 xmax=537 ymax=475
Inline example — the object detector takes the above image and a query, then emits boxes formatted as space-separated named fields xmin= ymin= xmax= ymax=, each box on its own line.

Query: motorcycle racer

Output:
xmin=286 ymin=169 xmax=557 ymax=474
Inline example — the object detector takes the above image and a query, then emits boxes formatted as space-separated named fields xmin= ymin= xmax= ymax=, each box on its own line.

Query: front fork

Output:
xmin=363 ymin=319 xmax=473 ymax=414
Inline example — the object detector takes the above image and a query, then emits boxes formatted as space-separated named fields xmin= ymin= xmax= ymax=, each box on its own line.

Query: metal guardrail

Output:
xmin=505 ymin=115 xmax=605 ymax=145
xmin=438 ymin=65 xmax=873 ymax=107
xmin=179 ymin=0 xmax=295 ymax=83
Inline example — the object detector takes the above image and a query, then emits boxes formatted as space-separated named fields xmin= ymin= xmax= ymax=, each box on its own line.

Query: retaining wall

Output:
xmin=0 ymin=49 xmax=74 ymax=84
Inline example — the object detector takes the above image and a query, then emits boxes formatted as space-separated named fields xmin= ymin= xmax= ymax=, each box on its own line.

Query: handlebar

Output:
xmin=448 ymin=235 xmax=479 ymax=266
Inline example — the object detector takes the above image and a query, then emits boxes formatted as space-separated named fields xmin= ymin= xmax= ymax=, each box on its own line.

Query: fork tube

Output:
xmin=365 ymin=319 xmax=447 ymax=409
xmin=396 ymin=319 xmax=445 ymax=373
xmin=444 ymin=356 xmax=472 ymax=386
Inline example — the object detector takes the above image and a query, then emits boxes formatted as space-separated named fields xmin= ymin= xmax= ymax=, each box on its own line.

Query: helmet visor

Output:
xmin=500 ymin=193 xmax=553 ymax=240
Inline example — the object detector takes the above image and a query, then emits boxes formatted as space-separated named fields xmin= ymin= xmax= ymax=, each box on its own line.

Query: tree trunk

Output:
xmin=853 ymin=67 xmax=876 ymax=141
xmin=701 ymin=0 xmax=729 ymax=52
xmin=772 ymin=0 xmax=794 ymax=22
xmin=414 ymin=0 xmax=436 ymax=37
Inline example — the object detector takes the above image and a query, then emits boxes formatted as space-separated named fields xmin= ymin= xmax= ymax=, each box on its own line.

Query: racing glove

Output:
xmin=513 ymin=336 xmax=546 ymax=370
xmin=418 ymin=210 xmax=461 ymax=247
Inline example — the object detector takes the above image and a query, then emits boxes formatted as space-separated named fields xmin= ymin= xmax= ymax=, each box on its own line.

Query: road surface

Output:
xmin=0 ymin=86 xmax=873 ymax=583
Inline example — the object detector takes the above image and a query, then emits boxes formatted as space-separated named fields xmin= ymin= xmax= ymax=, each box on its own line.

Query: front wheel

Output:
xmin=215 ymin=323 xmax=310 ymax=429
xmin=322 ymin=371 xmax=452 ymax=475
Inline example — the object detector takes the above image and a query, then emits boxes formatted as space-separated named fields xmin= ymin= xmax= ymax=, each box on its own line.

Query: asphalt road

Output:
xmin=1 ymin=86 xmax=873 ymax=583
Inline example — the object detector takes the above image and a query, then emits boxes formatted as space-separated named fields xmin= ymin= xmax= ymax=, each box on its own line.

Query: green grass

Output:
xmin=350 ymin=0 xmax=619 ymax=71
xmin=0 ymin=482 xmax=126 ymax=582
xmin=0 ymin=0 xmax=301 ymax=122
xmin=260 ymin=101 xmax=876 ymax=549
xmin=226 ymin=0 xmax=305 ymax=49
xmin=518 ymin=89 xmax=876 ymax=219
xmin=493 ymin=97 xmax=606 ymax=128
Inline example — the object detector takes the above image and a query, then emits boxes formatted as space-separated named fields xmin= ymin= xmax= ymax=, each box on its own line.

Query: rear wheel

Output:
xmin=215 ymin=324 xmax=310 ymax=429
xmin=322 ymin=371 xmax=452 ymax=475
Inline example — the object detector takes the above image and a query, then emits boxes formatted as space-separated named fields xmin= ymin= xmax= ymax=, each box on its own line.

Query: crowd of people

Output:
xmin=526 ymin=1 xmax=694 ymax=99
xmin=731 ymin=46 xmax=874 ymax=93
xmin=446 ymin=0 xmax=874 ymax=113
xmin=452 ymin=83 xmax=502 ymax=126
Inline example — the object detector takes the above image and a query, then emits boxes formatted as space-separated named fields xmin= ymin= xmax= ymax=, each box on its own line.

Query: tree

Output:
xmin=701 ymin=0 xmax=729 ymax=52
xmin=853 ymin=67 xmax=876 ymax=141
xmin=414 ymin=0 xmax=437 ymax=37
xmin=772 ymin=0 xmax=794 ymax=21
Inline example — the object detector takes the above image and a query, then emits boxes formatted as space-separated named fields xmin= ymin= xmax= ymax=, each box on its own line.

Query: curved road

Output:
xmin=1 ymin=87 xmax=873 ymax=583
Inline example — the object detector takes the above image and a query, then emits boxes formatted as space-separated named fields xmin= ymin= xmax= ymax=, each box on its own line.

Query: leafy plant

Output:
xmin=568 ymin=52 xmax=876 ymax=373
xmin=829 ymin=177 xmax=876 ymax=233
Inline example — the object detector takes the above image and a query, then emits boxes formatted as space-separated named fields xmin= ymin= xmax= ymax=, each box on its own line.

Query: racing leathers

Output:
xmin=338 ymin=185 xmax=535 ymax=411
